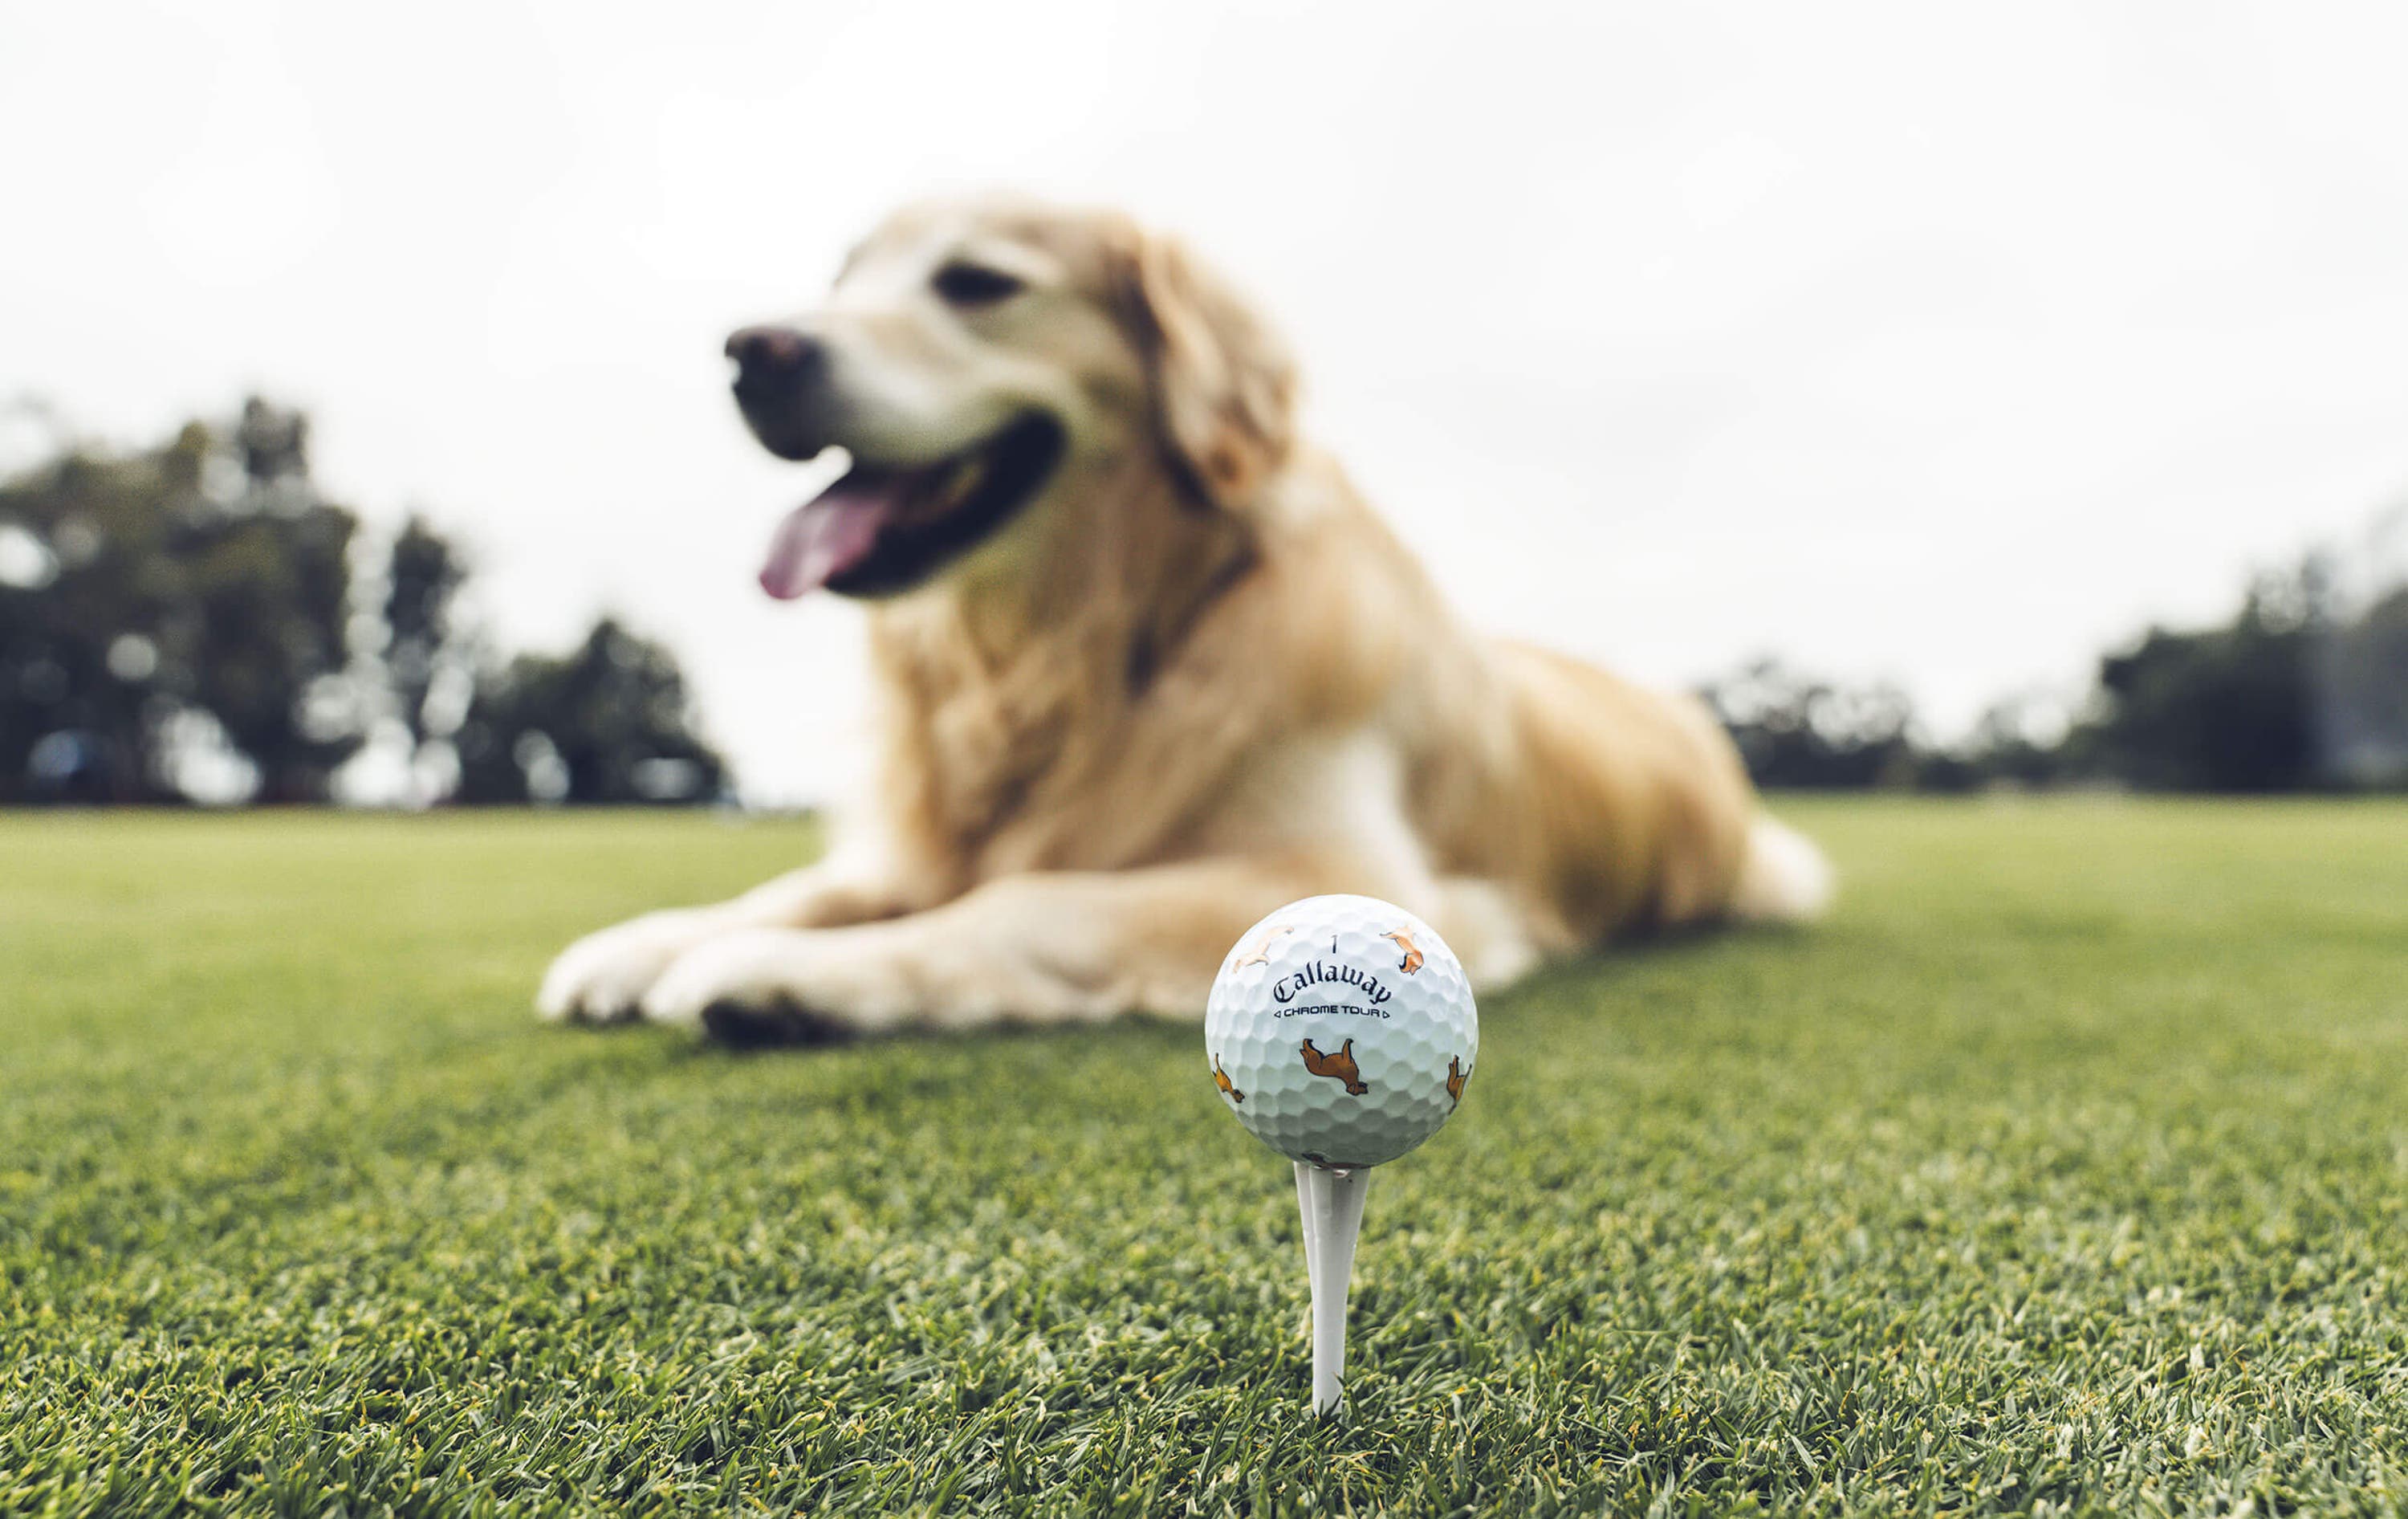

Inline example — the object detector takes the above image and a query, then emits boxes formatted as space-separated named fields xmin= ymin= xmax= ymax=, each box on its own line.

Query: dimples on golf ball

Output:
xmin=1206 ymin=894 xmax=1478 ymax=1168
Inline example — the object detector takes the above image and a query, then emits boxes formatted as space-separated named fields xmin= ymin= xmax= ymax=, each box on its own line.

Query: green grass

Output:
xmin=2 ymin=800 xmax=2406 ymax=1516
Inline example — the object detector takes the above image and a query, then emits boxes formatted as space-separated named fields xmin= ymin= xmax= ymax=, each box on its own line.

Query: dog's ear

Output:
xmin=1121 ymin=227 xmax=1297 ymax=512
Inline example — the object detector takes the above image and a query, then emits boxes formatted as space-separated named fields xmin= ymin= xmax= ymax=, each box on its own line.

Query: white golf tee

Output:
xmin=1293 ymin=1161 xmax=1370 ymax=1415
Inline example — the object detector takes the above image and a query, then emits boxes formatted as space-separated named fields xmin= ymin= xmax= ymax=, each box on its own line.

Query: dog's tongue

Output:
xmin=759 ymin=482 xmax=897 ymax=600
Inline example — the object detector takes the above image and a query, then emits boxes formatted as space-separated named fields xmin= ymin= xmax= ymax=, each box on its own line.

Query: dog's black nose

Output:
xmin=726 ymin=325 xmax=821 ymax=394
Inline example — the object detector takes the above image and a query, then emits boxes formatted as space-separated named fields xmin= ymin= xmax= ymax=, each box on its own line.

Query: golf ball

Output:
xmin=1206 ymin=894 xmax=1479 ymax=1169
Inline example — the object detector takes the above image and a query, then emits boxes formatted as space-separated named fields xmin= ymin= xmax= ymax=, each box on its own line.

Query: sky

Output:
xmin=5 ymin=1 xmax=2406 ymax=804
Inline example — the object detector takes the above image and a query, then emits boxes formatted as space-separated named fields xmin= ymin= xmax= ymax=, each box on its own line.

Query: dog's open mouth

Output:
xmin=759 ymin=415 xmax=1065 ymax=600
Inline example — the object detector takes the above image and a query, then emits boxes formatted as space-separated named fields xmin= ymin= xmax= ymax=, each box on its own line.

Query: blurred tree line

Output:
xmin=0 ymin=398 xmax=727 ymax=804
xmin=6 ymin=396 xmax=2399 ymax=804
xmin=1702 ymin=547 xmax=2408 ymax=793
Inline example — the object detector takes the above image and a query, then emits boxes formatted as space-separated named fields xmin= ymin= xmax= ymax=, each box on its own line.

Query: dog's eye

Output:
xmin=931 ymin=261 xmax=1025 ymax=307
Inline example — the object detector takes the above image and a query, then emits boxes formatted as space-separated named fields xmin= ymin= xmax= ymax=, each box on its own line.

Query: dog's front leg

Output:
xmin=639 ymin=855 xmax=1377 ymax=1040
xmin=537 ymin=857 xmax=918 ymax=1024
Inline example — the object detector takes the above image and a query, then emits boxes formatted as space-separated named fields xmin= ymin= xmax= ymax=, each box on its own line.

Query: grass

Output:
xmin=2 ymin=800 xmax=2405 ymax=1516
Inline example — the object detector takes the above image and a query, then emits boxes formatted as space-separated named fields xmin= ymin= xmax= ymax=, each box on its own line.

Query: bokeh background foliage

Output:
xmin=0 ymin=401 xmax=725 ymax=807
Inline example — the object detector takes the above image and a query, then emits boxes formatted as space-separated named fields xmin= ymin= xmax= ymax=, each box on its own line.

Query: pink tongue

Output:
xmin=759 ymin=485 xmax=897 ymax=600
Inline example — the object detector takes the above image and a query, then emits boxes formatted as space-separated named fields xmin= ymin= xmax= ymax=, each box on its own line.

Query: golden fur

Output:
xmin=538 ymin=195 xmax=1830 ymax=1038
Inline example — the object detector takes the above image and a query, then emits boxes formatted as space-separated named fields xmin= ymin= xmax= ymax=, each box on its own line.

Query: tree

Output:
xmin=450 ymin=617 xmax=728 ymax=804
xmin=1698 ymin=658 xmax=1922 ymax=789
xmin=1914 ymin=695 xmax=2085 ymax=792
xmin=1 ymin=401 xmax=370 ymax=802
xmin=2 ymin=397 xmax=737 ymax=806
xmin=380 ymin=512 xmax=473 ymax=781
xmin=2079 ymin=563 xmax=2329 ymax=793
xmin=2315 ymin=586 xmax=2408 ymax=787
xmin=173 ymin=498 xmax=363 ymax=801
xmin=0 ymin=423 xmax=192 ymax=800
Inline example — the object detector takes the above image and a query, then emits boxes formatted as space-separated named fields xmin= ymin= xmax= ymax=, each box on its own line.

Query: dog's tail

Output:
xmin=1727 ymin=813 xmax=1836 ymax=925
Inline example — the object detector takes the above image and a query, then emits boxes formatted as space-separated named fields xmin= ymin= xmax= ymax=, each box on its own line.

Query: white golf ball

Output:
xmin=1205 ymin=894 xmax=1479 ymax=1169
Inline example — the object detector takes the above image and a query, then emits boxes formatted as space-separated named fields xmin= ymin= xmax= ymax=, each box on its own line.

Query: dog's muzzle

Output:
xmin=726 ymin=325 xmax=825 ymax=460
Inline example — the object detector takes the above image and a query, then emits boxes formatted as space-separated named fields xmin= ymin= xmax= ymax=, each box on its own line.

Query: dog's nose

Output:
xmin=725 ymin=325 xmax=821 ymax=393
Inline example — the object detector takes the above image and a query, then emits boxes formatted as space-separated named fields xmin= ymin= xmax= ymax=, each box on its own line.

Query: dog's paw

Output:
xmin=537 ymin=909 xmax=722 ymax=1023
xmin=641 ymin=928 xmax=900 ymax=1041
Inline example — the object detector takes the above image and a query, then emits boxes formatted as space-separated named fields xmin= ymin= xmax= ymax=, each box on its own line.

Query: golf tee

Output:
xmin=1294 ymin=1161 xmax=1370 ymax=1415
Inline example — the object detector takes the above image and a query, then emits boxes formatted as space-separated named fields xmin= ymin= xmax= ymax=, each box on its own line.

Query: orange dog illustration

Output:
xmin=1300 ymin=1037 xmax=1369 ymax=1095
xmin=1445 ymin=1054 xmax=1470 ymax=1108
xmin=1380 ymin=928 xmax=1425 ymax=974
xmin=1213 ymin=1053 xmax=1244 ymax=1103
xmin=1234 ymin=924 xmax=1295 ymax=969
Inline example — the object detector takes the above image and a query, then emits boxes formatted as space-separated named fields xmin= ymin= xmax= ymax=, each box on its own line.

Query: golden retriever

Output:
xmin=537 ymin=193 xmax=1831 ymax=1039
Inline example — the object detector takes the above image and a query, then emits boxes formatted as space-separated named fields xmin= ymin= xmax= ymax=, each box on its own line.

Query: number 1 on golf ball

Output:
xmin=1206 ymin=894 xmax=1479 ymax=1167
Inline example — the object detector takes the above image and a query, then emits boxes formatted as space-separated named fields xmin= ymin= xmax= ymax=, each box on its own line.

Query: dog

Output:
xmin=537 ymin=193 xmax=1832 ymax=1040
xmin=1212 ymin=1055 xmax=1243 ymax=1104
xmin=1299 ymin=1038 xmax=1371 ymax=1097
xmin=1232 ymin=923 xmax=1293 ymax=968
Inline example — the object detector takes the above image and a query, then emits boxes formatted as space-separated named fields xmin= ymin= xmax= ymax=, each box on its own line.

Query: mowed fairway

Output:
xmin=3 ymin=802 xmax=2405 ymax=1515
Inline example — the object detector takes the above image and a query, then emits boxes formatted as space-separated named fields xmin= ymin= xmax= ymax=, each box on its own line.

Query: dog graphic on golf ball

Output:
xmin=1233 ymin=925 xmax=1295 ymax=969
xmin=1213 ymin=1054 xmax=1245 ymax=1103
xmin=1299 ymin=1037 xmax=1371 ymax=1095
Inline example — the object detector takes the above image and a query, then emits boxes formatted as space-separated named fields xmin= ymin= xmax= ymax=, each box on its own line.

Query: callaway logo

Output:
xmin=1271 ymin=959 xmax=1390 ymax=1005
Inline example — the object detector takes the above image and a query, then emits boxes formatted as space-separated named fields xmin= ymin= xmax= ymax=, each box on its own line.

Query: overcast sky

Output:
xmin=6 ymin=2 xmax=2406 ymax=803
